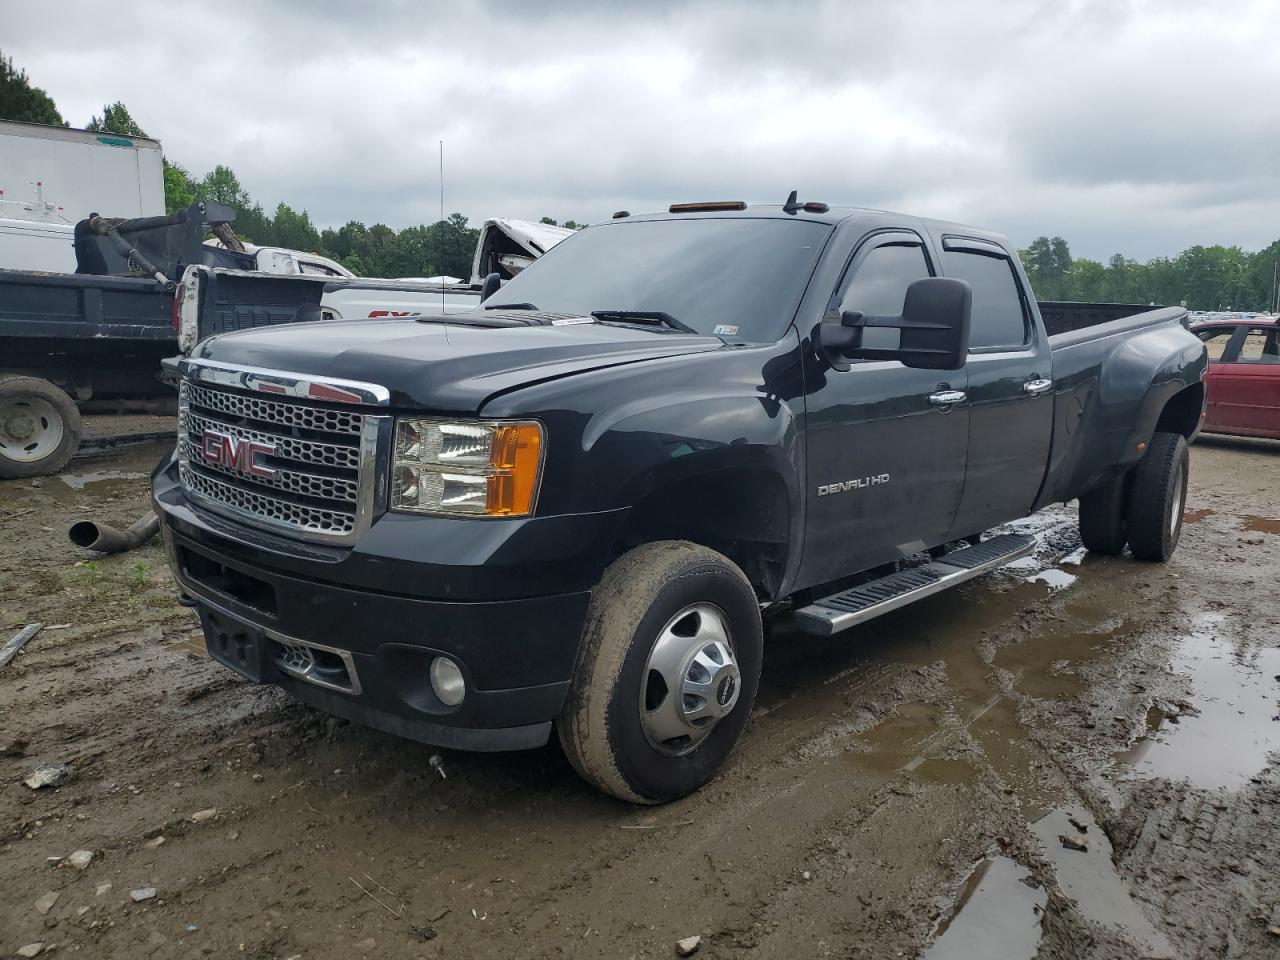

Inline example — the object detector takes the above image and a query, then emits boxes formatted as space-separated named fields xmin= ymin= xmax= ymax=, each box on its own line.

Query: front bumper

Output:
xmin=153 ymin=455 xmax=623 ymax=751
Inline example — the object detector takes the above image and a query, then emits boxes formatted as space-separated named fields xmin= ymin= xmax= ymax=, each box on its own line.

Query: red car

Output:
xmin=1191 ymin=317 xmax=1280 ymax=440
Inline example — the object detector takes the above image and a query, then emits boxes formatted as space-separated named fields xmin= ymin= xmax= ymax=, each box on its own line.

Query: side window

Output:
xmin=1196 ymin=328 xmax=1235 ymax=361
xmin=1238 ymin=327 xmax=1280 ymax=364
xmin=837 ymin=242 xmax=932 ymax=350
xmin=941 ymin=249 xmax=1028 ymax=350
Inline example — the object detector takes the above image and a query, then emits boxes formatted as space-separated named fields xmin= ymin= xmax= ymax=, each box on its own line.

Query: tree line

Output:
xmin=1021 ymin=236 xmax=1279 ymax=313
xmin=2 ymin=51 xmax=1277 ymax=304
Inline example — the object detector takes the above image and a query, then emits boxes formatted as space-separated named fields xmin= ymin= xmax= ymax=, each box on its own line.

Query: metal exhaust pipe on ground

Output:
xmin=68 ymin=511 xmax=161 ymax=554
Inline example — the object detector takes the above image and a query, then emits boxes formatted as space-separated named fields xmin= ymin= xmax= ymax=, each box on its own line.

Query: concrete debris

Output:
xmin=17 ymin=944 xmax=45 ymax=958
xmin=1059 ymin=833 xmax=1089 ymax=853
xmin=130 ymin=887 xmax=157 ymax=902
xmin=67 ymin=849 xmax=94 ymax=870
xmin=189 ymin=808 xmax=217 ymax=823
xmin=23 ymin=762 xmax=73 ymax=789
xmin=676 ymin=935 xmax=702 ymax=956
xmin=95 ymin=882 xmax=112 ymax=896
xmin=143 ymin=836 xmax=166 ymax=849
xmin=34 ymin=890 xmax=60 ymax=915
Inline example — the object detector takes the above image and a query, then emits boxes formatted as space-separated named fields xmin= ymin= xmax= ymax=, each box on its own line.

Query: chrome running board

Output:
xmin=791 ymin=533 xmax=1035 ymax=637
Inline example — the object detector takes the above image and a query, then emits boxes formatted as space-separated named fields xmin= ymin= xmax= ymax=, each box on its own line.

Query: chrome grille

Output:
xmin=180 ymin=463 xmax=359 ymax=535
xmin=180 ymin=438 xmax=360 ymax=504
xmin=178 ymin=369 xmax=386 ymax=543
xmin=186 ymin=411 xmax=361 ymax=470
xmin=184 ymin=382 xmax=364 ymax=435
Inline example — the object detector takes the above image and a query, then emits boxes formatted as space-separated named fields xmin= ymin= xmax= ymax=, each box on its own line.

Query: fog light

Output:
xmin=430 ymin=656 xmax=466 ymax=706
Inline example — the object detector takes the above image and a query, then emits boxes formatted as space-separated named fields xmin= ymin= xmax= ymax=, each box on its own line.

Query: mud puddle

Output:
xmin=0 ymin=441 xmax=167 ymax=506
xmin=57 ymin=468 xmax=150 ymax=492
xmin=922 ymin=856 xmax=1045 ymax=959
xmin=1240 ymin=514 xmax=1280 ymax=535
xmin=1117 ymin=611 xmax=1280 ymax=790
xmin=1031 ymin=807 xmax=1174 ymax=957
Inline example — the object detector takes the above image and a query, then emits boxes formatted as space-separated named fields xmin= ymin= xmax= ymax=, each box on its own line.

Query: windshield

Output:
xmin=488 ymin=217 xmax=831 ymax=342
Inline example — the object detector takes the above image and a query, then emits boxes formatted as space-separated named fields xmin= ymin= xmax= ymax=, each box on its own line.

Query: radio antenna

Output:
xmin=439 ymin=139 xmax=445 ymax=316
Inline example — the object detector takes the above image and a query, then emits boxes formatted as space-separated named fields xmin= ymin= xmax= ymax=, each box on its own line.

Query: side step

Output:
xmin=791 ymin=533 xmax=1035 ymax=636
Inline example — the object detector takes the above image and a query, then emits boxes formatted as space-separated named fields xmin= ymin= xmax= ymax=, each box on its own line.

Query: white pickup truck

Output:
xmin=175 ymin=218 xmax=575 ymax=350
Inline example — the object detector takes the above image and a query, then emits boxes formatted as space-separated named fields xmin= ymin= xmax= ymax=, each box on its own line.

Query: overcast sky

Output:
xmin=7 ymin=0 xmax=1278 ymax=261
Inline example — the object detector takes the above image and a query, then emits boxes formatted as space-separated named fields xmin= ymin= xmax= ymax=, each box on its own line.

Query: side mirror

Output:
xmin=479 ymin=271 xmax=502 ymax=302
xmin=818 ymin=277 xmax=971 ymax=371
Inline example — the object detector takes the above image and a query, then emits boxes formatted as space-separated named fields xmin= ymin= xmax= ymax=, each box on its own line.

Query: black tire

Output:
xmin=1125 ymin=431 xmax=1189 ymax=562
xmin=0 ymin=376 xmax=82 ymax=479
xmin=1078 ymin=473 xmax=1129 ymax=556
xmin=558 ymin=541 xmax=763 ymax=804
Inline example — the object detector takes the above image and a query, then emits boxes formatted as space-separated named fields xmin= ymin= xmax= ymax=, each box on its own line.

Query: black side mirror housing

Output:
xmin=479 ymin=271 xmax=502 ymax=302
xmin=818 ymin=277 xmax=972 ymax=372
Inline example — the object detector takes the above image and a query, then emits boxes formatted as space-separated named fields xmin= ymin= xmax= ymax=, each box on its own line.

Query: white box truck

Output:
xmin=0 ymin=119 xmax=165 ymax=220
xmin=0 ymin=119 xmax=165 ymax=271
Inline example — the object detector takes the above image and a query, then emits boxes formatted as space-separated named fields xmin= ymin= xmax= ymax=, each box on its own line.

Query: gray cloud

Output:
xmin=6 ymin=0 xmax=1278 ymax=261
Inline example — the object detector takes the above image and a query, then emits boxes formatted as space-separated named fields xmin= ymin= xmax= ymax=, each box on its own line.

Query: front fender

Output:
xmin=481 ymin=334 xmax=806 ymax=595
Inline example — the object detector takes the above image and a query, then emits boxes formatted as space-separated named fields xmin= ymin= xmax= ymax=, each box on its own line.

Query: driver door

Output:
xmin=797 ymin=232 xmax=970 ymax=590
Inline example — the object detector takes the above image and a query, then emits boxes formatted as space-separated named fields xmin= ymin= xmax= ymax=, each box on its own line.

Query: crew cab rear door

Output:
xmin=797 ymin=230 xmax=969 ymax=588
xmin=938 ymin=237 xmax=1053 ymax=535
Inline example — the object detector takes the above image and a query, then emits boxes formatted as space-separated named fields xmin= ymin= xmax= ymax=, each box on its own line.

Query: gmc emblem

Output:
xmin=201 ymin=430 xmax=276 ymax=479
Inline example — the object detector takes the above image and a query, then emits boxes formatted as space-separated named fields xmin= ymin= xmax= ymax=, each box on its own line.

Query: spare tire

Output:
xmin=0 ymin=376 xmax=82 ymax=479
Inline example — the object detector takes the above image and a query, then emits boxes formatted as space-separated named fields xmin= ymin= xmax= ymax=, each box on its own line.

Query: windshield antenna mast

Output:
xmin=439 ymin=139 xmax=445 ymax=316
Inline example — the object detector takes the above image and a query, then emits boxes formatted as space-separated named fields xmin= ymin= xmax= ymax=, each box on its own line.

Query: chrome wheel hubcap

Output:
xmin=640 ymin=602 xmax=741 ymax=756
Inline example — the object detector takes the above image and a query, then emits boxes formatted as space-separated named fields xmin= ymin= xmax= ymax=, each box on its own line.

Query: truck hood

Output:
xmin=190 ymin=316 xmax=723 ymax=412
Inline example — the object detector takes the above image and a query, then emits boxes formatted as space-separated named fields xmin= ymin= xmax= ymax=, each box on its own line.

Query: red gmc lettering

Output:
xmin=201 ymin=431 xmax=276 ymax=479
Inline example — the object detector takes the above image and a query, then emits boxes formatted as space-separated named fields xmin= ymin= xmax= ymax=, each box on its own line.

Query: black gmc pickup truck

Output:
xmin=153 ymin=198 xmax=1206 ymax=803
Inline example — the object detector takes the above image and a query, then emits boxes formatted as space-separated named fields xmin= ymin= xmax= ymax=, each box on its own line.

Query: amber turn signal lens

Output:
xmin=487 ymin=423 xmax=543 ymax=516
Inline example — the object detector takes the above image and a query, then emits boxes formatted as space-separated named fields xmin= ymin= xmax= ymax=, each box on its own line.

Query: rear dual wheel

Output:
xmin=1078 ymin=430 xmax=1188 ymax=562
xmin=558 ymin=541 xmax=762 ymax=804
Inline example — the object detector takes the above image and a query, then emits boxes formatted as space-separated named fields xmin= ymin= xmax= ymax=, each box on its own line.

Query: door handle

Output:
xmin=1023 ymin=378 xmax=1053 ymax=396
xmin=928 ymin=389 xmax=967 ymax=407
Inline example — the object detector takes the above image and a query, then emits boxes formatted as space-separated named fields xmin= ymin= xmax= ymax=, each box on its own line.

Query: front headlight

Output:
xmin=391 ymin=419 xmax=544 ymax=517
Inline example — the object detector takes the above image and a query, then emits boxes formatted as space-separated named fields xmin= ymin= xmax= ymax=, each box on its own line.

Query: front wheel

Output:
xmin=558 ymin=541 xmax=763 ymax=804
xmin=1126 ymin=431 xmax=1189 ymax=562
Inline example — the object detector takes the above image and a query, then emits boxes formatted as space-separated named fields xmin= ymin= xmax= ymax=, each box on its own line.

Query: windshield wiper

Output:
xmin=590 ymin=310 xmax=699 ymax=335
xmin=483 ymin=301 xmax=538 ymax=311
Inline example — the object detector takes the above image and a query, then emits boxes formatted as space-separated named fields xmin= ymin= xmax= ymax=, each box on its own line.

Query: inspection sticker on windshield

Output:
xmin=713 ymin=324 xmax=739 ymax=336
xmin=551 ymin=317 xmax=594 ymax=326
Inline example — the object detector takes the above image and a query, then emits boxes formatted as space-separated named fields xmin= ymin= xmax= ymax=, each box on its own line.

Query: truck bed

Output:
xmin=0 ymin=269 xmax=172 ymax=341
xmin=1037 ymin=301 xmax=1171 ymax=338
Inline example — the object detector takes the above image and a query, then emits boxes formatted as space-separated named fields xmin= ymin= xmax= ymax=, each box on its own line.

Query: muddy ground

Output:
xmin=2 ymin=424 xmax=1279 ymax=960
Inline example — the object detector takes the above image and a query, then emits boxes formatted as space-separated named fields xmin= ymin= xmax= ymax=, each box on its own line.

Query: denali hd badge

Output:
xmin=817 ymin=474 xmax=889 ymax=496
xmin=201 ymin=430 xmax=277 ymax=480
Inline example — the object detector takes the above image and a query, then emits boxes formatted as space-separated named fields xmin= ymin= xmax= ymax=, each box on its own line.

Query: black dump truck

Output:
xmin=0 ymin=202 xmax=276 ymax=477
xmin=152 ymin=198 xmax=1206 ymax=803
